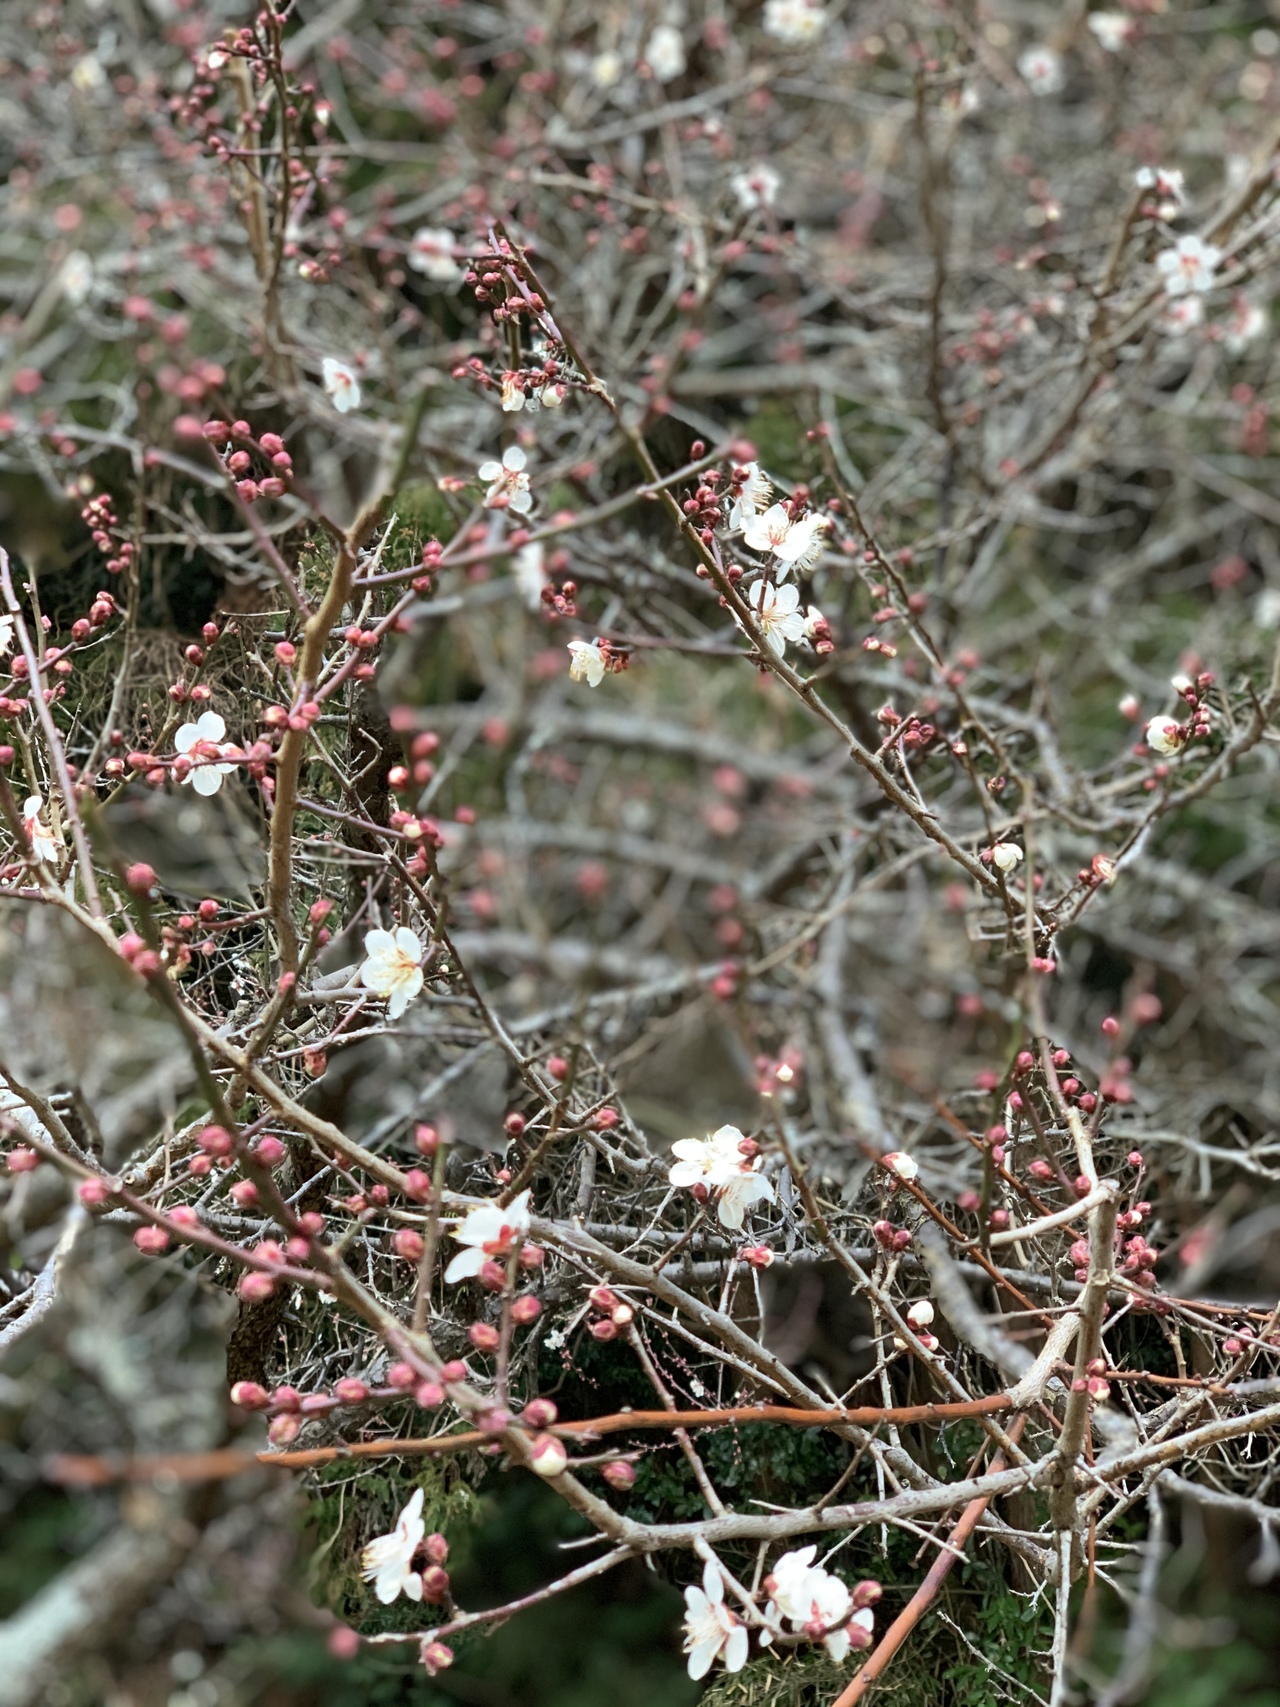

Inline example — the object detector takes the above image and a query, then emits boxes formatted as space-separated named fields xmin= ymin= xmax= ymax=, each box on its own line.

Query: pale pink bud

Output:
xmin=602 ymin=1460 xmax=637 ymax=1490
xmin=511 ymin=1294 xmax=542 ymax=1325
xmin=415 ymin=1380 xmax=445 ymax=1408
xmin=524 ymin=1398 xmax=558 ymax=1427
xmin=469 ymin=1321 xmax=501 ymax=1350
xmin=420 ymin=1641 xmax=453 ymax=1676
xmin=529 ymin=1433 xmax=569 ymax=1477
xmin=133 ymin=1225 xmax=170 ymax=1255
xmin=393 ymin=1228 xmax=426 ymax=1261
xmin=230 ymin=1380 xmax=271 ymax=1410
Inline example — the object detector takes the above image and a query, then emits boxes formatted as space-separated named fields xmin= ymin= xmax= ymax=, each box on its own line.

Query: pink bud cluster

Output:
xmin=202 ymin=419 xmax=294 ymax=504
xmin=586 ymin=1283 xmax=635 ymax=1341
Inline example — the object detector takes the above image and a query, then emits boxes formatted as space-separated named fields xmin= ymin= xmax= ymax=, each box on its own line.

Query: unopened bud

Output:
xmin=529 ymin=1433 xmax=569 ymax=1477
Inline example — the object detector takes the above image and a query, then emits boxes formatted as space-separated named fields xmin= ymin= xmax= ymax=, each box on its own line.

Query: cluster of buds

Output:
xmin=202 ymin=420 xmax=294 ymax=504
xmin=1071 ymin=1357 xmax=1112 ymax=1404
xmin=873 ymin=1219 xmax=914 ymax=1253
xmin=683 ymin=466 xmax=724 ymax=543
xmin=1119 ymin=1233 xmax=1160 ymax=1284
xmin=539 ymin=576 xmax=579 ymax=620
xmin=68 ymin=587 xmax=119 ymax=651
xmin=232 ymin=1357 xmax=469 ymax=1441
xmin=897 ymin=1297 xmax=939 ymax=1352
xmin=586 ymin=1283 xmax=635 ymax=1342
xmin=1077 ymin=851 xmax=1118 ymax=888
xmin=81 ymin=494 xmax=134 ymax=575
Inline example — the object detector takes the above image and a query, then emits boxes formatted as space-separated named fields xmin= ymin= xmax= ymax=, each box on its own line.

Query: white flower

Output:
xmin=592 ymin=50 xmax=624 ymax=88
xmin=444 ymin=1190 xmax=531 ymax=1283
xmin=763 ymin=0 xmax=827 ymax=46
xmin=682 ymin=1560 xmax=749 ymax=1681
xmin=1156 ymin=235 xmax=1222 ymax=297
xmin=740 ymin=579 xmax=805 ymax=658
xmin=0 ymin=614 xmax=13 ymax=652
xmin=60 ymin=251 xmax=94 ymax=305
xmin=408 ymin=228 xmax=461 ymax=283
xmin=802 ymin=605 xmax=827 ymax=640
xmin=359 ymin=926 xmax=425 ymax=1019
xmin=1145 ymin=715 xmax=1185 ymax=756
xmin=1162 ymin=295 xmax=1205 ymax=336
xmin=174 ymin=710 xmax=239 ymax=797
xmin=882 ymin=1151 xmax=918 ymax=1181
xmin=479 ymin=446 xmax=532 ymax=515
xmin=501 ymin=373 xmax=526 ymax=413
xmin=742 ymin=503 xmax=829 ymax=574
xmin=514 ymin=541 xmax=547 ymax=611
xmin=539 ymin=381 xmax=568 ymax=408
xmin=322 ymin=357 xmax=361 ymax=413
xmin=990 ymin=841 xmax=1024 ymax=873
xmin=727 ymin=463 xmax=773 ymax=530
xmin=1018 ymin=47 xmax=1064 ymax=95
xmin=646 ymin=24 xmax=686 ymax=82
xmin=568 ymin=638 xmax=607 ymax=687
xmin=1088 ymin=12 xmax=1134 ymax=51
xmin=730 ymin=165 xmax=781 ymax=213
xmin=1135 ymin=165 xmax=1186 ymax=213
xmin=774 ymin=512 xmax=830 ymax=574
xmin=1225 ymin=298 xmax=1267 ymax=353
xmin=22 ymin=796 xmax=62 ymax=865
xmin=765 ymin=1548 xmax=862 ymax=1660
xmin=362 ymin=1488 xmax=425 ymax=1604
xmin=668 ymin=1126 xmax=773 ymax=1231
xmin=71 ymin=54 xmax=105 ymax=92
xmin=906 ymin=1299 xmax=935 ymax=1329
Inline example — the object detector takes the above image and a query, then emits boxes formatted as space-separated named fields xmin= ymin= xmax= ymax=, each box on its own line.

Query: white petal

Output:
xmin=724 ymin=1624 xmax=749 ymax=1672
xmin=824 ymin=1629 xmax=851 ymax=1663
xmin=502 ymin=446 xmax=527 ymax=471
xmin=196 ymin=711 xmax=227 ymax=741
xmin=702 ymin=1559 xmax=723 ymax=1603
xmin=393 ymin=926 xmax=423 ymax=961
xmin=444 ymin=1246 xmax=487 ymax=1283
xmin=190 ymin=765 xmax=224 ymax=795
xmin=687 ymin=1638 xmax=720 ymax=1681
xmin=478 ymin=460 xmax=502 ymax=481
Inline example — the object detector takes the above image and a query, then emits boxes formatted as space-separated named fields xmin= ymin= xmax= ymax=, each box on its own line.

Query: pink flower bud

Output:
xmin=199 ymin=1124 xmax=234 ymax=1156
xmin=268 ymin=1412 xmax=302 ymax=1445
xmin=393 ymin=1228 xmax=426 ymax=1261
xmin=1029 ymin=1159 xmax=1053 ymax=1181
xmin=415 ymin=1380 xmax=445 ymax=1408
xmin=524 ymin=1398 xmax=558 ymax=1427
xmin=519 ymin=1243 xmax=545 ymax=1269
xmin=133 ymin=1225 xmax=170 ymax=1255
xmin=503 ymin=1111 xmax=526 ymax=1137
xmin=238 ymin=1272 xmax=275 ymax=1302
xmin=602 ymin=1460 xmax=637 ymax=1490
xmin=479 ymin=1259 xmax=507 ymax=1291
xmin=469 ymin=1321 xmax=501 ymax=1351
xmin=589 ymin=1286 xmax=620 ymax=1311
xmin=420 ymin=1640 xmax=453 ymax=1676
xmin=230 ymin=1380 xmax=271 ymax=1410
xmin=125 ymin=861 xmax=157 ymax=894
xmin=79 ymin=1176 xmax=111 ymax=1205
xmin=402 ymin=1168 xmax=432 ymax=1202
xmin=846 ymin=1621 xmax=873 ymax=1651
xmin=957 ymin=1189 xmax=981 ymax=1212
xmin=328 ymin=1627 xmax=360 ymax=1661
xmin=335 ymin=1378 xmax=369 ymax=1405
xmin=511 ymin=1294 xmax=542 ymax=1325
xmin=529 ymin=1433 xmax=568 ymax=1476
xmin=852 ymin=1579 xmax=882 ymax=1609
xmin=892 ymin=1228 xmax=913 ymax=1250
xmin=590 ymin=1318 xmax=618 ymax=1341
xmin=415 ymin=1123 xmax=441 ymax=1155
xmin=742 ymin=1245 xmax=775 ymax=1268
xmin=254 ymin=1136 xmax=286 ymax=1166
xmin=421 ymin=1565 xmax=451 ymax=1603
xmin=988 ymin=1210 xmax=1010 ymax=1231
xmin=6 ymin=1147 xmax=38 ymax=1173
xmin=1075 ymin=1175 xmax=1092 ymax=1197
xmin=230 ymin=1180 xmax=259 ymax=1207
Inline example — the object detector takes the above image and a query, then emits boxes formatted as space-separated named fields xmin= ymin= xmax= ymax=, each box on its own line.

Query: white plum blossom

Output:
xmin=479 ymin=445 xmax=533 ymax=515
xmin=539 ymin=381 xmax=568 ymax=408
xmin=1162 ymin=294 xmax=1205 ymax=337
xmin=763 ymin=0 xmax=827 ymax=46
xmin=743 ymin=503 xmax=830 ymax=574
xmin=60 ymin=251 xmax=94 ymax=305
xmin=646 ymin=24 xmax=686 ymax=82
xmin=592 ymin=50 xmax=624 ymax=88
xmin=22 ymin=796 xmax=62 ymax=865
xmin=668 ymin=1125 xmax=774 ymax=1231
xmin=1088 ymin=12 xmax=1135 ymax=52
xmin=514 ymin=541 xmax=547 ymax=611
xmin=1157 ymin=234 xmax=1222 ymax=297
xmin=727 ymin=462 xmax=774 ymax=530
xmin=730 ymin=165 xmax=781 ymax=213
xmin=1145 ymin=715 xmax=1185 ymax=756
xmin=444 ymin=1189 xmax=531 ymax=1283
xmin=322 ymin=356 xmax=361 ymax=413
xmin=774 ymin=511 xmax=830 ymax=574
xmin=0 ymin=614 xmax=14 ymax=652
xmin=740 ymin=578 xmax=806 ymax=657
xmin=1018 ymin=47 xmax=1065 ymax=95
xmin=764 ymin=1548 xmax=871 ymax=1663
xmin=500 ymin=373 xmax=526 ymax=413
xmin=362 ymin=1488 xmax=425 ymax=1604
xmin=882 ymin=1150 xmax=918 ymax=1181
xmin=408 ymin=228 xmax=462 ymax=283
xmin=1135 ymin=165 xmax=1186 ymax=215
xmin=174 ymin=710 xmax=239 ymax=796
xmin=1225 ymin=298 xmax=1268 ymax=353
xmin=359 ymin=926 xmax=425 ymax=1019
xmin=990 ymin=841 xmax=1024 ymax=874
xmin=906 ymin=1299 xmax=936 ymax=1329
xmin=682 ymin=1559 xmax=749 ymax=1681
xmin=568 ymin=638 xmax=607 ymax=687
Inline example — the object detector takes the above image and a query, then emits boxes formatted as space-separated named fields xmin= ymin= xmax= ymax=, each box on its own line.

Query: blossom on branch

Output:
xmin=479 ymin=446 xmax=533 ymax=514
xmin=359 ymin=926 xmax=426 ymax=1019
xmin=730 ymin=165 xmax=781 ymax=213
xmin=22 ymin=796 xmax=62 ymax=864
xmin=444 ymin=1190 xmax=532 ymax=1283
xmin=362 ymin=1487 xmax=425 ymax=1603
xmin=1145 ymin=715 xmax=1186 ymax=755
xmin=568 ymin=638 xmax=608 ymax=686
xmin=408 ymin=228 xmax=461 ymax=282
xmin=727 ymin=462 xmax=774 ymax=529
xmin=322 ymin=356 xmax=362 ymax=412
xmin=174 ymin=710 xmax=239 ymax=796
xmin=1018 ymin=47 xmax=1064 ymax=96
xmin=739 ymin=579 xmax=806 ymax=657
xmin=763 ymin=0 xmax=827 ymax=45
xmin=990 ymin=841 xmax=1024 ymax=874
xmin=682 ymin=1559 xmax=749 ymax=1680
xmin=645 ymin=25 xmax=686 ymax=83
xmin=1156 ymin=235 xmax=1222 ymax=297
xmin=764 ymin=1547 xmax=870 ymax=1661
xmin=668 ymin=1125 xmax=774 ymax=1230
